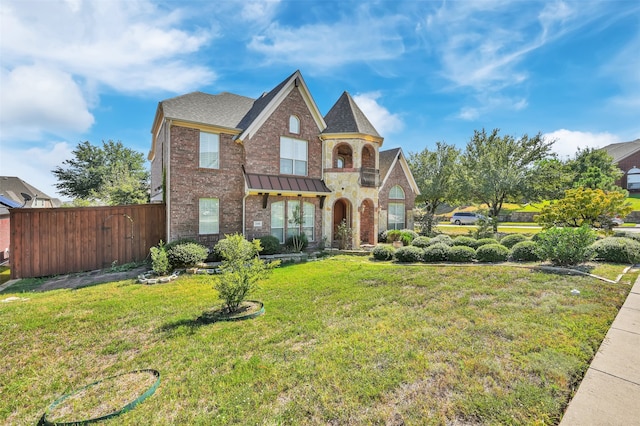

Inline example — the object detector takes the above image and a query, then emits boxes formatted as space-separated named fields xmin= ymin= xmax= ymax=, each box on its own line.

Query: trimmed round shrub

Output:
xmin=613 ymin=231 xmax=640 ymax=244
xmin=536 ymin=226 xmax=597 ymax=266
xmin=372 ymin=245 xmax=395 ymax=261
xmin=452 ymin=236 xmax=476 ymax=247
xmin=285 ymin=233 xmax=309 ymax=251
xmin=588 ymin=237 xmax=640 ymax=264
xmin=167 ymin=242 xmax=209 ymax=268
xmin=500 ymin=234 xmax=527 ymax=248
xmin=472 ymin=238 xmax=498 ymax=249
xmin=411 ymin=236 xmax=432 ymax=248
xmin=258 ymin=235 xmax=281 ymax=255
xmin=400 ymin=230 xmax=418 ymax=245
xmin=510 ymin=241 xmax=540 ymax=261
xmin=394 ymin=245 xmax=424 ymax=263
xmin=475 ymin=244 xmax=509 ymax=262
xmin=447 ymin=246 xmax=476 ymax=262
xmin=423 ymin=243 xmax=450 ymax=262
xmin=165 ymin=238 xmax=198 ymax=252
xmin=428 ymin=234 xmax=454 ymax=246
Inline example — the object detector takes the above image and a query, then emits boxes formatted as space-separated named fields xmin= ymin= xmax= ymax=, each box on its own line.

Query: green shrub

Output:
xmin=536 ymin=226 xmax=597 ymax=266
xmin=394 ymin=245 xmax=424 ymax=263
xmin=588 ymin=237 xmax=640 ymax=263
xmin=428 ymin=234 xmax=454 ymax=246
xmin=258 ymin=235 xmax=281 ymax=255
xmin=472 ymin=238 xmax=498 ymax=249
xmin=510 ymin=241 xmax=540 ymax=262
xmin=400 ymin=230 xmax=418 ymax=245
xmin=447 ymin=246 xmax=476 ymax=262
xmin=150 ymin=241 xmax=170 ymax=275
xmin=613 ymin=231 xmax=640 ymax=243
xmin=476 ymin=244 xmax=509 ymax=262
xmin=167 ymin=242 xmax=208 ymax=268
xmin=411 ymin=236 xmax=431 ymax=248
xmin=372 ymin=245 xmax=395 ymax=261
xmin=500 ymin=234 xmax=527 ymax=248
xmin=423 ymin=243 xmax=450 ymax=262
xmin=165 ymin=238 xmax=198 ymax=252
xmin=285 ymin=233 xmax=309 ymax=251
xmin=386 ymin=230 xmax=402 ymax=242
xmin=452 ymin=236 xmax=476 ymax=247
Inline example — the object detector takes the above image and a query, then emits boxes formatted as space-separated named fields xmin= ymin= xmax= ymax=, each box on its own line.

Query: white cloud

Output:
xmin=241 ymin=0 xmax=282 ymax=25
xmin=543 ymin=129 xmax=619 ymax=159
xmin=353 ymin=92 xmax=404 ymax=136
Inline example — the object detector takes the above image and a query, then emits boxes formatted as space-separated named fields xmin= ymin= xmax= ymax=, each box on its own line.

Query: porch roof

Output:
xmin=245 ymin=173 xmax=332 ymax=196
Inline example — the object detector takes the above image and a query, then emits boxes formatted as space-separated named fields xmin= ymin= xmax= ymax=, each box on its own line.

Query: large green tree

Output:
xmin=52 ymin=140 xmax=150 ymax=205
xmin=408 ymin=142 xmax=460 ymax=235
xmin=456 ymin=128 xmax=555 ymax=231
xmin=567 ymin=147 xmax=623 ymax=191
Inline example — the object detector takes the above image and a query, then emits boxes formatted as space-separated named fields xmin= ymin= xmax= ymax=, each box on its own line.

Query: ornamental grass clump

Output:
xmin=394 ymin=245 xmax=424 ymax=263
xmin=423 ymin=243 xmax=450 ymax=262
xmin=475 ymin=244 xmax=509 ymax=262
xmin=213 ymin=234 xmax=279 ymax=313
xmin=509 ymin=241 xmax=541 ymax=262
xmin=536 ymin=226 xmax=596 ymax=266
xmin=372 ymin=245 xmax=395 ymax=261
xmin=588 ymin=237 xmax=640 ymax=264
xmin=447 ymin=245 xmax=476 ymax=262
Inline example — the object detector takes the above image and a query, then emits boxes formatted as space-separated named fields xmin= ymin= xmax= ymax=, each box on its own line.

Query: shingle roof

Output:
xmin=323 ymin=92 xmax=380 ymax=137
xmin=601 ymin=139 xmax=640 ymax=163
xmin=0 ymin=176 xmax=61 ymax=207
xmin=161 ymin=91 xmax=255 ymax=129
xmin=245 ymin=173 xmax=331 ymax=194
xmin=237 ymin=70 xmax=298 ymax=130
xmin=379 ymin=148 xmax=401 ymax=181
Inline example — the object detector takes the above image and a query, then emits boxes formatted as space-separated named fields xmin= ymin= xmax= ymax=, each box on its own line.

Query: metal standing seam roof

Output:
xmin=245 ymin=173 xmax=332 ymax=194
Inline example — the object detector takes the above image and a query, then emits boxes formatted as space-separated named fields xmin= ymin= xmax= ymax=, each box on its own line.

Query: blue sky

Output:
xmin=1 ymin=0 xmax=639 ymax=200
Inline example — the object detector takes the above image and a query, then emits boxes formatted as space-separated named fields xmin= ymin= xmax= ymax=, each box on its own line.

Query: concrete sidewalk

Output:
xmin=560 ymin=275 xmax=640 ymax=425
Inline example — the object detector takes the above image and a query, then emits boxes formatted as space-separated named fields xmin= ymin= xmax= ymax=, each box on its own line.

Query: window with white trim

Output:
xmin=199 ymin=132 xmax=219 ymax=169
xmin=199 ymin=198 xmax=219 ymax=234
xmin=289 ymin=115 xmax=300 ymax=134
xmin=280 ymin=136 xmax=307 ymax=176
xmin=388 ymin=185 xmax=405 ymax=230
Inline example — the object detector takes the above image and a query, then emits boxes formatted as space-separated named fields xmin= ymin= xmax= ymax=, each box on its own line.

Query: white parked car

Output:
xmin=450 ymin=212 xmax=486 ymax=225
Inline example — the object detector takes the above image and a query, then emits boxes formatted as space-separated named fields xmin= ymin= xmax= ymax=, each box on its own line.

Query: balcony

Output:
xmin=360 ymin=168 xmax=379 ymax=188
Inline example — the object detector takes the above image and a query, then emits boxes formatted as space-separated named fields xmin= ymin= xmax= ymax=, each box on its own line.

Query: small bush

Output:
xmin=476 ymin=244 xmax=509 ymax=262
xmin=613 ymin=231 xmax=640 ymax=244
xmin=285 ymin=233 xmax=309 ymax=251
xmin=386 ymin=230 xmax=402 ymax=242
xmin=411 ymin=236 xmax=431 ymax=248
xmin=428 ymin=234 xmax=454 ymax=246
xmin=165 ymin=238 xmax=198 ymax=252
xmin=167 ymin=242 xmax=208 ymax=268
xmin=500 ymin=234 xmax=527 ymax=248
xmin=447 ymin=246 xmax=476 ymax=262
xmin=150 ymin=241 xmax=170 ymax=275
xmin=423 ymin=243 xmax=450 ymax=262
xmin=510 ymin=241 xmax=541 ymax=262
xmin=452 ymin=236 xmax=476 ymax=247
xmin=372 ymin=245 xmax=395 ymax=261
xmin=394 ymin=245 xmax=424 ymax=263
xmin=258 ymin=235 xmax=281 ymax=255
xmin=588 ymin=237 xmax=640 ymax=263
xmin=536 ymin=226 xmax=597 ymax=266
xmin=472 ymin=238 xmax=498 ymax=249
xmin=400 ymin=230 xmax=418 ymax=245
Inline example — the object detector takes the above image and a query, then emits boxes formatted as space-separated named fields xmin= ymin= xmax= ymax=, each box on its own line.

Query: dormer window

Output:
xmin=289 ymin=115 xmax=300 ymax=134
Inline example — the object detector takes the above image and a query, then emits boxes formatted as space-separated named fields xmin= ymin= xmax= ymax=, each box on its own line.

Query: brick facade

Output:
xmin=379 ymin=160 xmax=416 ymax=232
xmin=0 ymin=215 xmax=9 ymax=261
xmin=616 ymin=151 xmax=640 ymax=191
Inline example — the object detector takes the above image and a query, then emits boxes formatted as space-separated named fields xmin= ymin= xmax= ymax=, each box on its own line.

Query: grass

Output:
xmin=0 ymin=256 xmax=634 ymax=425
xmin=0 ymin=276 xmax=47 ymax=294
xmin=0 ymin=266 xmax=10 ymax=285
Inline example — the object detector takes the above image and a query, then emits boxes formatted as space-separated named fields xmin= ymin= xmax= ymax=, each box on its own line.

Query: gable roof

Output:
xmin=378 ymin=148 xmax=420 ymax=195
xmin=323 ymin=92 xmax=381 ymax=140
xmin=0 ymin=176 xmax=61 ymax=207
xmin=601 ymin=139 xmax=640 ymax=163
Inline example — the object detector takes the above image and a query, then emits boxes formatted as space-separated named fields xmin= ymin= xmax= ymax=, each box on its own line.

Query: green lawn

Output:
xmin=0 ymin=257 xmax=633 ymax=425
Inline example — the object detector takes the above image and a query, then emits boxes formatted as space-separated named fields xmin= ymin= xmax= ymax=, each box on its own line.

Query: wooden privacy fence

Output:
xmin=10 ymin=204 xmax=165 ymax=279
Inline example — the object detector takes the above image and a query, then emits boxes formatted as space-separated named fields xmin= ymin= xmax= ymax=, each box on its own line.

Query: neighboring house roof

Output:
xmin=378 ymin=148 xmax=421 ymax=195
xmin=245 ymin=172 xmax=331 ymax=196
xmin=601 ymin=139 xmax=640 ymax=164
xmin=0 ymin=176 xmax=61 ymax=207
xmin=323 ymin=92 xmax=381 ymax=139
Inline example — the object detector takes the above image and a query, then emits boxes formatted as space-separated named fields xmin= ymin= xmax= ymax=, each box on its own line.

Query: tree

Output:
xmin=52 ymin=140 xmax=150 ymax=205
xmin=408 ymin=142 xmax=460 ymax=236
xmin=535 ymin=187 xmax=632 ymax=230
xmin=456 ymin=128 xmax=554 ymax=232
xmin=567 ymin=147 xmax=622 ymax=191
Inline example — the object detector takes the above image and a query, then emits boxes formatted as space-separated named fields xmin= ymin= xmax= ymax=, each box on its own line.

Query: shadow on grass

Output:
xmin=531 ymin=264 xmax=596 ymax=276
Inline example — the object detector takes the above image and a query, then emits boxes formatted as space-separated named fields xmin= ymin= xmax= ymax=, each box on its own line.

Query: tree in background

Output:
xmin=408 ymin=142 xmax=460 ymax=236
xmin=566 ymin=147 xmax=623 ymax=191
xmin=456 ymin=128 xmax=555 ymax=232
xmin=52 ymin=140 xmax=150 ymax=205
xmin=535 ymin=187 xmax=632 ymax=230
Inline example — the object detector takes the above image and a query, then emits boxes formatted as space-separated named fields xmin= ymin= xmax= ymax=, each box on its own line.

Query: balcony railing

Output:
xmin=360 ymin=168 xmax=379 ymax=187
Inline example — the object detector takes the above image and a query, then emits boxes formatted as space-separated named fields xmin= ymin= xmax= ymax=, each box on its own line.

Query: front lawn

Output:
xmin=0 ymin=257 xmax=633 ymax=425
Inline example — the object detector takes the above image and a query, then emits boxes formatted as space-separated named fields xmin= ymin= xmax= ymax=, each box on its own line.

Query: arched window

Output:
xmin=388 ymin=185 xmax=405 ymax=230
xmin=336 ymin=156 xmax=345 ymax=168
xmin=289 ymin=115 xmax=300 ymax=134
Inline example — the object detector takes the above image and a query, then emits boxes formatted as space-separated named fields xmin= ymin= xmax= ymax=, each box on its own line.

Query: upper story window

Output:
xmin=280 ymin=136 xmax=307 ymax=176
xmin=199 ymin=132 xmax=219 ymax=169
xmin=336 ymin=156 xmax=345 ymax=168
xmin=390 ymin=185 xmax=405 ymax=200
xmin=289 ymin=115 xmax=300 ymax=134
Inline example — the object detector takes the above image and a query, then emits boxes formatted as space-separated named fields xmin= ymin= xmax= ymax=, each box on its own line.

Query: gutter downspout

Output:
xmin=166 ymin=119 xmax=172 ymax=242
xmin=242 ymin=165 xmax=249 ymax=237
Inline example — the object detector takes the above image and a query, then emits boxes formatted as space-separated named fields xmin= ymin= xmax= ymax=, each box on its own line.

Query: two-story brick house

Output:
xmin=148 ymin=70 xmax=418 ymax=249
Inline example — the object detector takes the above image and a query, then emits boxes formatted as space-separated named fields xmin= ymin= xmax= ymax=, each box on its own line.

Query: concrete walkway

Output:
xmin=560 ymin=275 xmax=640 ymax=425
